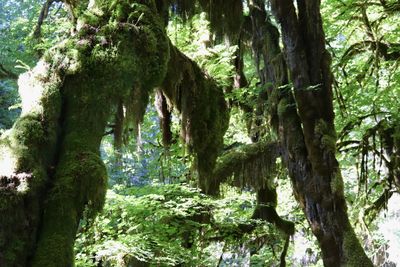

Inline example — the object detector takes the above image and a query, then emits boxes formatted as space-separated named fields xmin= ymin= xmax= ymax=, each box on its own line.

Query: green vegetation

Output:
xmin=0 ymin=0 xmax=399 ymax=266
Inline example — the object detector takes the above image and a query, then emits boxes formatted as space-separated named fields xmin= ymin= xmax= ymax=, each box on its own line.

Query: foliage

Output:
xmin=0 ymin=81 xmax=19 ymax=131
xmin=1 ymin=0 xmax=400 ymax=266
xmin=74 ymin=184 xmax=282 ymax=266
xmin=0 ymin=0 xmax=71 ymax=131
xmin=168 ymin=13 xmax=237 ymax=88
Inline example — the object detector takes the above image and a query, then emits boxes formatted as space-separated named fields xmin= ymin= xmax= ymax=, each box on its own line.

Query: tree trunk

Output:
xmin=0 ymin=1 xmax=230 ymax=265
xmin=249 ymin=0 xmax=373 ymax=265
xmin=0 ymin=1 xmax=169 ymax=266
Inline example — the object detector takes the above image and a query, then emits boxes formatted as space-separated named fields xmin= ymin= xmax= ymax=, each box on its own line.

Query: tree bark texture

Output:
xmin=249 ymin=0 xmax=373 ymax=265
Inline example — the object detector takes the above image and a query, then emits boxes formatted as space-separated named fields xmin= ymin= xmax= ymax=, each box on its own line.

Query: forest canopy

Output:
xmin=0 ymin=0 xmax=399 ymax=266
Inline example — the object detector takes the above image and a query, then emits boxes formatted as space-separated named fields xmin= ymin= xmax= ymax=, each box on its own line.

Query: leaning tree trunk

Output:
xmin=0 ymin=1 xmax=170 ymax=266
xmin=0 ymin=1 xmax=230 ymax=265
xmin=248 ymin=0 xmax=373 ymax=265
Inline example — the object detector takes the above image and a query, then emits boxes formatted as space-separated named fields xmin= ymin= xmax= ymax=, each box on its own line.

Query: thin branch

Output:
xmin=33 ymin=0 xmax=57 ymax=39
xmin=279 ymin=235 xmax=290 ymax=267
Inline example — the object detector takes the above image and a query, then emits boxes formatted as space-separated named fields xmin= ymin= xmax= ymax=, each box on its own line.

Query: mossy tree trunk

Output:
xmin=0 ymin=1 xmax=170 ymax=266
xmin=0 ymin=1 xmax=229 ymax=265
xmin=249 ymin=0 xmax=373 ymax=265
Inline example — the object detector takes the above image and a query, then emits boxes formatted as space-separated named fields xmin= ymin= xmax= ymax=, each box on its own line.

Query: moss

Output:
xmin=214 ymin=141 xmax=279 ymax=191
xmin=342 ymin=227 xmax=373 ymax=267
xmin=2 ymin=0 xmax=172 ymax=265
xmin=315 ymin=119 xmax=337 ymax=153
xmin=32 ymin=150 xmax=108 ymax=267
xmin=277 ymin=98 xmax=289 ymax=118
xmin=30 ymin=1 xmax=171 ymax=265
xmin=330 ymin=171 xmax=344 ymax=196
xmin=0 ymin=57 xmax=62 ymax=266
xmin=160 ymin=45 xmax=229 ymax=195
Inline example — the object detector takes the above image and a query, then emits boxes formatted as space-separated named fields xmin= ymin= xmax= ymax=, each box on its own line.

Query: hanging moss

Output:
xmin=2 ymin=0 xmax=171 ymax=266
xmin=199 ymin=0 xmax=243 ymax=39
xmin=161 ymin=44 xmax=229 ymax=195
xmin=167 ymin=0 xmax=243 ymax=40
xmin=155 ymin=89 xmax=173 ymax=147
xmin=214 ymin=141 xmax=280 ymax=191
xmin=113 ymin=100 xmax=125 ymax=151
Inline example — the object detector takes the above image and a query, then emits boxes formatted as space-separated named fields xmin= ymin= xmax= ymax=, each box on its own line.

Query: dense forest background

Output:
xmin=0 ymin=0 xmax=400 ymax=266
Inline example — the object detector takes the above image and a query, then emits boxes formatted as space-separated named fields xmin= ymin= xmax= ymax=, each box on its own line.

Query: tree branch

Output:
xmin=214 ymin=141 xmax=280 ymax=188
xmin=0 ymin=63 xmax=18 ymax=80
xmin=33 ymin=0 xmax=57 ymax=39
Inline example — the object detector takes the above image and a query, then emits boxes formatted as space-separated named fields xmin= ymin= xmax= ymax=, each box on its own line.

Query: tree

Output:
xmin=246 ymin=0 xmax=373 ymax=265
xmin=0 ymin=1 xmax=223 ymax=265
xmin=0 ymin=0 xmax=377 ymax=266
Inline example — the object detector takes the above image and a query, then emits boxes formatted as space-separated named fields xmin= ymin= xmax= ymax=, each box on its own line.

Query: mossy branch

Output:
xmin=161 ymin=43 xmax=229 ymax=195
xmin=214 ymin=141 xmax=280 ymax=190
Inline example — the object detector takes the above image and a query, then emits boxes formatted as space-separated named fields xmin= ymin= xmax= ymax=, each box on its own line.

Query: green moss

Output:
xmin=2 ymin=0 xmax=173 ymax=265
xmin=277 ymin=98 xmax=289 ymax=117
xmin=30 ymin=1 xmax=171 ymax=265
xmin=161 ymin=45 xmax=229 ymax=195
xmin=315 ymin=119 xmax=337 ymax=153
xmin=330 ymin=171 xmax=344 ymax=196
xmin=0 ymin=58 xmax=62 ymax=265
xmin=342 ymin=227 xmax=373 ymax=267
xmin=214 ymin=141 xmax=279 ymax=190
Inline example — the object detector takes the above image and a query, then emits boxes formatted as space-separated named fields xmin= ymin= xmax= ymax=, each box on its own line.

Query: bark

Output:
xmin=0 ymin=1 xmax=169 ymax=266
xmin=248 ymin=0 xmax=373 ymax=265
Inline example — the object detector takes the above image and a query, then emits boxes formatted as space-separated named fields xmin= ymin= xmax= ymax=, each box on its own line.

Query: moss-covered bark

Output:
xmin=248 ymin=0 xmax=373 ymax=265
xmin=0 ymin=1 xmax=232 ymax=264
xmin=213 ymin=141 xmax=279 ymax=189
xmin=161 ymin=44 xmax=229 ymax=196
xmin=0 ymin=59 xmax=63 ymax=266
xmin=0 ymin=1 xmax=170 ymax=266
xmin=213 ymin=141 xmax=294 ymax=236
